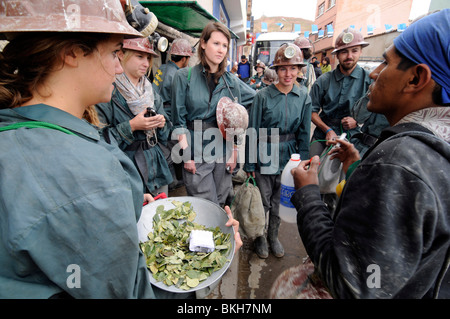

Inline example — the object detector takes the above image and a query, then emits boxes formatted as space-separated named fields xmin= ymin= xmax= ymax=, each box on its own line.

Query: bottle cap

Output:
xmin=291 ymin=154 xmax=301 ymax=161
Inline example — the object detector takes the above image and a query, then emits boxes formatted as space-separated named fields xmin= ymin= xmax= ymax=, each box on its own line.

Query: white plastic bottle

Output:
xmin=279 ymin=154 xmax=301 ymax=223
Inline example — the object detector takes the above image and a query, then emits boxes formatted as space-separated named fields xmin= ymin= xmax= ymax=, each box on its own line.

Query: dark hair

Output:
xmin=198 ymin=22 xmax=230 ymax=83
xmin=395 ymin=47 xmax=447 ymax=106
xmin=322 ymin=56 xmax=330 ymax=64
xmin=301 ymin=48 xmax=312 ymax=60
xmin=171 ymin=55 xmax=187 ymax=63
xmin=0 ymin=32 xmax=111 ymax=109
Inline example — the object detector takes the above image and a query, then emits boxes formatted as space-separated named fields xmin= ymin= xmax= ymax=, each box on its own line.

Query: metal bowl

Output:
xmin=137 ymin=196 xmax=235 ymax=293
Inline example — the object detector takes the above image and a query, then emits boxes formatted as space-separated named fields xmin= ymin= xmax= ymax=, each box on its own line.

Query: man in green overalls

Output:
xmin=310 ymin=28 xmax=372 ymax=158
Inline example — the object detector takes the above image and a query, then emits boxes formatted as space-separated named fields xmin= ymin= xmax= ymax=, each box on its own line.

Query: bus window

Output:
xmin=253 ymin=40 xmax=296 ymax=68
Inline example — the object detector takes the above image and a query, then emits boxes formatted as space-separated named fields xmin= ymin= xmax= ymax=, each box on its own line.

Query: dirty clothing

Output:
xmin=292 ymin=122 xmax=450 ymax=298
xmin=0 ymin=105 xmax=155 ymax=298
xmin=96 ymin=85 xmax=173 ymax=194
xmin=244 ymin=83 xmax=312 ymax=175
xmin=152 ymin=60 xmax=179 ymax=120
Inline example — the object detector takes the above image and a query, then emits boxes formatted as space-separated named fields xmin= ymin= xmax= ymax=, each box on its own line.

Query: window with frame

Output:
xmin=328 ymin=0 xmax=336 ymax=9
xmin=318 ymin=2 xmax=325 ymax=17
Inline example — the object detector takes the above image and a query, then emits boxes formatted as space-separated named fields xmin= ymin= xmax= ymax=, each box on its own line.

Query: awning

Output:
xmin=139 ymin=1 xmax=239 ymax=39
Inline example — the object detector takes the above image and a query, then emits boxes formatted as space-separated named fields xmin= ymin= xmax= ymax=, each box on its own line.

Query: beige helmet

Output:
xmin=294 ymin=36 xmax=312 ymax=49
xmin=254 ymin=60 xmax=266 ymax=71
xmin=0 ymin=0 xmax=142 ymax=40
xmin=332 ymin=28 xmax=369 ymax=54
xmin=169 ymin=38 xmax=194 ymax=56
xmin=271 ymin=44 xmax=306 ymax=68
xmin=123 ymin=37 xmax=158 ymax=56
xmin=216 ymin=97 xmax=248 ymax=145
xmin=262 ymin=68 xmax=278 ymax=85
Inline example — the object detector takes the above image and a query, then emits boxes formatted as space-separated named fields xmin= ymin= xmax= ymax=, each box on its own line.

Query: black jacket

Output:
xmin=292 ymin=123 xmax=450 ymax=298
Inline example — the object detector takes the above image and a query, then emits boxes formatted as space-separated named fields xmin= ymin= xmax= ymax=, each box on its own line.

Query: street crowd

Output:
xmin=0 ymin=0 xmax=449 ymax=299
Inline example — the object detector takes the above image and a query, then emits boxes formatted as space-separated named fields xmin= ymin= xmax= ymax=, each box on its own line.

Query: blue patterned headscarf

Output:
xmin=394 ymin=9 xmax=450 ymax=104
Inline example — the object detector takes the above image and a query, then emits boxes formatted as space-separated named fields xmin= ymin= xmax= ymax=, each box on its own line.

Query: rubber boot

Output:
xmin=268 ymin=217 xmax=284 ymax=258
xmin=254 ymin=235 xmax=269 ymax=259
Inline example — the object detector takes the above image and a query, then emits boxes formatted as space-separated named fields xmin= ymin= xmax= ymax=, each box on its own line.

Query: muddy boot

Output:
xmin=254 ymin=235 xmax=269 ymax=259
xmin=268 ymin=217 xmax=284 ymax=258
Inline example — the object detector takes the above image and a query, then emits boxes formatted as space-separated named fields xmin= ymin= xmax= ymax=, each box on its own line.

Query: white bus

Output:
xmin=250 ymin=32 xmax=300 ymax=73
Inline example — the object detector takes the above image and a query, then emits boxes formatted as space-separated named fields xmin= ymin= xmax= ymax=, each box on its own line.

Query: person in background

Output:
xmin=96 ymin=37 xmax=173 ymax=197
xmin=247 ymin=61 xmax=266 ymax=91
xmin=152 ymin=38 xmax=193 ymax=120
xmin=291 ymin=9 xmax=450 ymax=299
xmin=321 ymin=56 xmax=332 ymax=74
xmin=260 ymin=68 xmax=278 ymax=88
xmin=171 ymin=22 xmax=255 ymax=207
xmin=152 ymin=38 xmax=194 ymax=190
xmin=244 ymin=44 xmax=312 ymax=259
xmin=294 ymin=36 xmax=316 ymax=92
xmin=309 ymin=28 xmax=371 ymax=158
xmin=231 ymin=61 xmax=239 ymax=76
xmin=237 ymin=54 xmax=251 ymax=82
xmin=349 ymin=92 xmax=389 ymax=157
xmin=309 ymin=28 xmax=372 ymax=212
xmin=312 ymin=60 xmax=322 ymax=79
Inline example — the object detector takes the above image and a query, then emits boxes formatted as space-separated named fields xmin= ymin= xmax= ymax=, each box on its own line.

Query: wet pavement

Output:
xmin=168 ymin=181 xmax=308 ymax=299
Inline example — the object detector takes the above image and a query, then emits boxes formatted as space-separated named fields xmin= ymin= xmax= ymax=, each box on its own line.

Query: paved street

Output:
xmin=168 ymin=181 xmax=308 ymax=299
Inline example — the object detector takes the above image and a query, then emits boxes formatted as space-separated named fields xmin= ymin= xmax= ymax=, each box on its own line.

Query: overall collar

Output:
xmin=7 ymin=104 xmax=100 ymax=141
xmin=334 ymin=64 xmax=363 ymax=81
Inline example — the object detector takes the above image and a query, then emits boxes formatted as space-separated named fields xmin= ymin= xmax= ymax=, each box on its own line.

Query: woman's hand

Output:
xmin=184 ymin=160 xmax=196 ymax=175
xmin=129 ymin=109 xmax=165 ymax=131
xmin=224 ymin=205 xmax=242 ymax=253
xmin=143 ymin=193 xmax=155 ymax=205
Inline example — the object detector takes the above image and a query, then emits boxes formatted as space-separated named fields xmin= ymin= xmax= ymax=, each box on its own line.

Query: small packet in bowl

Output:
xmin=189 ymin=230 xmax=215 ymax=253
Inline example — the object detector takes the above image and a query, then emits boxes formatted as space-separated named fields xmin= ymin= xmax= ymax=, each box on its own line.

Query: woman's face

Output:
xmin=276 ymin=65 xmax=299 ymax=89
xmin=83 ymin=35 xmax=124 ymax=104
xmin=120 ymin=50 xmax=152 ymax=84
xmin=201 ymin=31 xmax=228 ymax=71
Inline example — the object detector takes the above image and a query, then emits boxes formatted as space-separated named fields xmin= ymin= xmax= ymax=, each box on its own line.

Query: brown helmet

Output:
xmin=123 ymin=37 xmax=158 ymax=56
xmin=169 ymin=38 xmax=194 ymax=57
xmin=271 ymin=44 xmax=306 ymax=68
xmin=294 ymin=36 xmax=312 ymax=49
xmin=0 ymin=0 xmax=142 ymax=40
xmin=332 ymin=28 xmax=369 ymax=54
xmin=216 ymin=97 xmax=248 ymax=145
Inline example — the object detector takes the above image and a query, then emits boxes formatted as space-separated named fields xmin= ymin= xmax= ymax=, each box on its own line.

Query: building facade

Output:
xmin=311 ymin=0 xmax=415 ymax=68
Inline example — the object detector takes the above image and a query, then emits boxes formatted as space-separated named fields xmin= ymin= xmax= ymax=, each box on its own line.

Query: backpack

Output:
xmin=230 ymin=176 xmax=265 ymax=239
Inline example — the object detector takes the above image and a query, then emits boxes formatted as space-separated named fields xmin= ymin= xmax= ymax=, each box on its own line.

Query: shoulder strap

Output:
xmin=187 ymin=67 xmax=192 ymax=82
xmin=0 ymin=121 xmax=76 ymax=135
